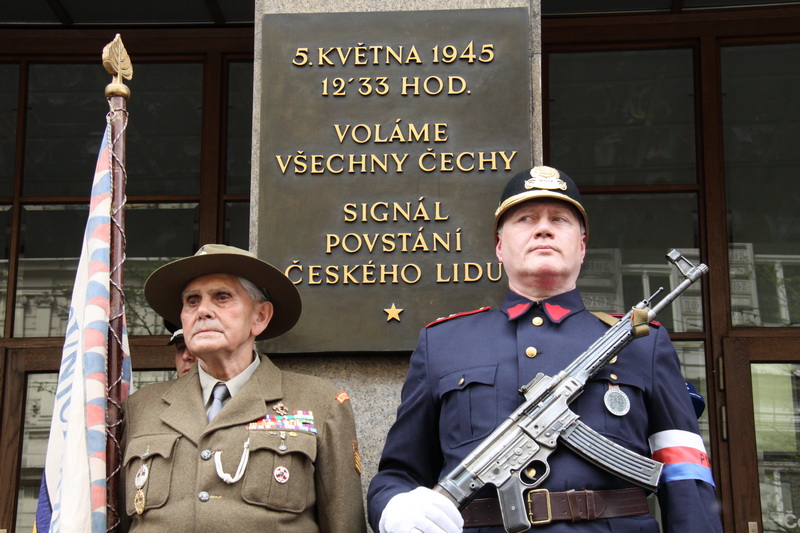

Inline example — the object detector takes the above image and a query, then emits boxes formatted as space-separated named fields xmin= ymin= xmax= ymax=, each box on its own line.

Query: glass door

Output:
xmin=724 ymin=337 xmax=800 ymax=533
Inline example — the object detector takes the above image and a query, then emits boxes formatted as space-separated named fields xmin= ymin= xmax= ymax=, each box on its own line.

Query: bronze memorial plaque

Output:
xmin=256 ymin=8 xmax=532 ymax=351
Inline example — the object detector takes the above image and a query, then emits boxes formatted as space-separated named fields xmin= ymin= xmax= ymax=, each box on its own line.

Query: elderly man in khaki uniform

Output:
xmin=122 ymin=244 xmax=367 ymax=532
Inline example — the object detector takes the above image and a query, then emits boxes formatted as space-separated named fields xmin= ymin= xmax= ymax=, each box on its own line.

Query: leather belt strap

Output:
xmin=461 ymin=488 xmax=649 ymax=528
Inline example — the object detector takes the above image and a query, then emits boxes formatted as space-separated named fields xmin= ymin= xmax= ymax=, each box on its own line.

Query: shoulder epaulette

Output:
xmin=603 ymin=312 xmax=661 ymax=327
xmin=426 ymin=306 xmax=491 ymax=328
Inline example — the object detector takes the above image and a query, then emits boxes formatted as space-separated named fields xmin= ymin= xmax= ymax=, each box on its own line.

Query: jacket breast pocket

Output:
xmin=123 ymin=433 xmax=180 ymax=515
xmin=579 ymin=370 xmax=649 ymax=452
xmin=438 ymin=364 xmax=498 ymax=448
xmin=241 ymin=430 xmax=317 ymax=513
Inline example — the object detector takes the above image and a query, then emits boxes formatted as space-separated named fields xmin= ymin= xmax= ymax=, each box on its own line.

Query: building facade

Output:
xmin=1 ymin=2 xmax=799 ymax=532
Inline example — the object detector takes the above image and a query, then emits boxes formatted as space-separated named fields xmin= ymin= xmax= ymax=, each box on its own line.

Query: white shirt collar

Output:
xmin=198 ymin=350 xmax=261 ymax=411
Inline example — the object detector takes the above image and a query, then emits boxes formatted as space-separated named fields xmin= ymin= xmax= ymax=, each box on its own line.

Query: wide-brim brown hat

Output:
xmin=494 ymin=166 xmax=589 ymax=242
xmin=145 ymin=244 xmax=301 ymax=340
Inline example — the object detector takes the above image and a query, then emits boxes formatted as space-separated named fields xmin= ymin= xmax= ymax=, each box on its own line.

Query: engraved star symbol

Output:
xmin=384 ymin=303 xmax=403 ymax=322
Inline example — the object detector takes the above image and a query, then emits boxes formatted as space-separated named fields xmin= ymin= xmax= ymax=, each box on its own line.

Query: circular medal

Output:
xmin=274 ymin=466 xmax=290 ymax=484
xmin=134 ymin=463 xmax=149 ymax=489
xmin=604 ymin=386 xmax=630 ymax=416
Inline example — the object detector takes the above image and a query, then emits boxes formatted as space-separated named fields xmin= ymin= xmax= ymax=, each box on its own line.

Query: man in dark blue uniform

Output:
xmin=367 ymin=167 xmax=723 ymax=532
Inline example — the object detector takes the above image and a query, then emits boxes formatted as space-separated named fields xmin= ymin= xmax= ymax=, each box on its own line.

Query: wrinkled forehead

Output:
xmin=181 ymin=272 xmax=244 ymax=295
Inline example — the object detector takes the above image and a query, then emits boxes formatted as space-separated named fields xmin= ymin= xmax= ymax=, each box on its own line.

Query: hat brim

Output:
xmin=493 ymin=190 xmax=590 ymax=241
xmin=144 ymin=253 xmax=301 ymax=340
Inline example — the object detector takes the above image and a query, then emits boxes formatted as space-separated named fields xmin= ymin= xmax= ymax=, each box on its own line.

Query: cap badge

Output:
xmin=525 ymin=166 xmax=567 ymax=191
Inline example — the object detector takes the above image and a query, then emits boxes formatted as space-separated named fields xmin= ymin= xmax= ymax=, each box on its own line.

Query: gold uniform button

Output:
xmin=458 ymin=377 xmax=465 ymax=386
xmin=525 ymin=347 xmax=538 ymax=358
xmin=610 ymin=373 xmax=618 ymax=381
xmin=609 ymin=356 xmax=618 ymax=365
xmin=532 ymin=317 xmax=544 ymax=326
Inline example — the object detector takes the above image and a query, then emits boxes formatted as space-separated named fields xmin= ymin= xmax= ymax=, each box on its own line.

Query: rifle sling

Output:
xmin=592 ymin=310 xmax=651 ymax=338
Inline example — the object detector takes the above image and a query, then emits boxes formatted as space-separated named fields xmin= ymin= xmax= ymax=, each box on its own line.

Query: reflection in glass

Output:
xmin=14 ymin=371 xmax=176 ymax=532
xmin=752 ymin=363 xmax=800 ymax=533
xmin=224 ymin=201 xmax=250 ymax=250
xmin=23 ymin=63 xmax=203 ymax=197
xmin=674 ymin=341 xmax=712 ymax=450
xmin=23 ymin=64 xmax=108 ymax=197
xmin=15 ymin=205 xmax=86 ymax=337
xmin=0 ymin=64 xmax=19 ymax=196
xmin=722 ymin=44 xmax=800 ymax=327
xmin=227 ymin=62 xmax=254 ymax=195
xmin=14 ymin=203 xmax=198 ymax=337
xmin=549 ymin=48 xmax=696 ymax=186
xmin=577 ymin=194 xmax=702 ymax=332
xmin=123 ymin=203 xmax=199 ymax=336
xmin=126 ymin=63 xmax=202 ymax=195
xmin=125 ymin=203 xmax=199 ymax=258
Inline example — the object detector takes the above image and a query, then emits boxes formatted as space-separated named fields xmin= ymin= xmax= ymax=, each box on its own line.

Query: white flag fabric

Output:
xmin=37 ymin=122 xmax=131 ymax=533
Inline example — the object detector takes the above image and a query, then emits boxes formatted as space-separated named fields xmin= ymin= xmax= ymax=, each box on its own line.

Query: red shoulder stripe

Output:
xmin=426 ymin=306 xmax=491 ymax=328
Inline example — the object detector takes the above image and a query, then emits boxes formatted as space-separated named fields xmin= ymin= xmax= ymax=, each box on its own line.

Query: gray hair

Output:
xmin=237 ymin=276 xmax=270 ymax=303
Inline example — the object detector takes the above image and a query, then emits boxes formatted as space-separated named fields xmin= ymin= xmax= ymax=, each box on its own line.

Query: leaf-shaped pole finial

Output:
xmin=103 ymin=34 xmax=133 ymax=99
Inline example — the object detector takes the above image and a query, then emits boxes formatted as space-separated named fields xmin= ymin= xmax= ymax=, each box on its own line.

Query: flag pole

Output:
xmin=102 ymin=34 xmax=132 ymax=532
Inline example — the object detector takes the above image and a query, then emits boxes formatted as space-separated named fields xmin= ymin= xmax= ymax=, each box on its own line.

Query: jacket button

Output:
xmin=458 ymin=377 xmax=465 ymax=386
xmin=532 ymin=317 xmax=544 ymax=326
xmin=198 ymin=491 xmax=210 ymax=502
xmin=525 ymin=347 xmax=538 ymax=358
xmin=610 ymin=373 xmax=618 ymax=381
xmin=200 ymin=449 xmax=213 ymax=461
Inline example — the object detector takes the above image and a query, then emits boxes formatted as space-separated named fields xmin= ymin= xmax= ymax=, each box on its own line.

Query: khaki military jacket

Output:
xmin=121 ymin=355 xmax=366 ymax=533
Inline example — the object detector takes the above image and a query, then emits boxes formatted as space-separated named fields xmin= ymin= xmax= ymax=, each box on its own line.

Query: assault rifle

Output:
xmin=433 ymin=249 xmax=708 ymax=532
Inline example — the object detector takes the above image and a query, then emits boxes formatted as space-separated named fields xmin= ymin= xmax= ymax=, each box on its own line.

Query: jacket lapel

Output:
xmin=159 ymin=367 xmax=207 ymax=445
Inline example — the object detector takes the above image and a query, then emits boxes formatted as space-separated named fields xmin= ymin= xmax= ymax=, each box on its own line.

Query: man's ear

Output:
xmin=495 ymin=231 xmax=504 ymax=263
xmin=580 ymin=233 xmax=587 ymax=263
xmin=251 ymin=301 xmax=274 ymax=337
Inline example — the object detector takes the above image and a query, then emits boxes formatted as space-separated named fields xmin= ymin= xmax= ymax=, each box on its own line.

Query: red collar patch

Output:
xmin=544 ymin=302 xmax=571 ymax=322
xmin=506 ymin=302 xmax=531 ymax=320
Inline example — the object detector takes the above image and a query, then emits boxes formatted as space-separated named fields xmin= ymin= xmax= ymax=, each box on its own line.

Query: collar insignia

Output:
xmin=544 ymin=302 xmax=571 ymax=322
xmin=506 ymin=302 xmax=531 ymax=320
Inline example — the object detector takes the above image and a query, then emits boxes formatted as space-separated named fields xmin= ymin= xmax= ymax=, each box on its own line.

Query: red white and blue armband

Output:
xmin=649 ymin=430 xmax=716 ymax=486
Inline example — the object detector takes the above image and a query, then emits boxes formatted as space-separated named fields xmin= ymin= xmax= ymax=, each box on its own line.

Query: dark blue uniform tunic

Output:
xmin=368 ymin=289 xmax=722 ymax=532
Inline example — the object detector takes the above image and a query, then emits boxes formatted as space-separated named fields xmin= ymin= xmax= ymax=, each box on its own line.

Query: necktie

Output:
xmin=208 ymin=382 xmax=230 ymax=422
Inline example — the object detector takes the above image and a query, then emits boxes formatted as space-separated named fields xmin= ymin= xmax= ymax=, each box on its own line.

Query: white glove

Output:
xmin=379 ymin=486 xmax=464 ymax=533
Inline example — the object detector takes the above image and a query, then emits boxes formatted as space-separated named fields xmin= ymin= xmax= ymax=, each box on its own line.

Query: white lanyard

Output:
xmin=214 ymin=437 xmax=251 ymax=484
